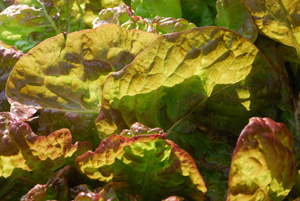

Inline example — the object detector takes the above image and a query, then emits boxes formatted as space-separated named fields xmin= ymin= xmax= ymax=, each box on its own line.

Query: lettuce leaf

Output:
xmin=216 ymin=0 xmax=258 ymax=42
xmin=0 ymin=41 xmax=23 ymax=112
xmin=180 ymin=0 xmax=217 ymax=27
xmin=6 ymin=24 xmax=158 ymax=116
xmin=0 ymin=0 xmax=88 ymax=51
xmin=0 ymin=112 xmax=91 ymax=180
xmin=0 ymin=4 xmax=54 ymax=51
xmin=21 ymin=165 xmax=98 ymax=200
xmin=92 ymin=4 xmax=196 ymax=34
xmin=228 ymin=117 xmax=298 ymax=200
xmin=131 ymin=0 xmax=182 ymax=19
xmin=97 ymin=26 xmax=286 ymax=138
xmin=35 ymin=109 xmax=100 ymax=147
xmin=76 ymin=123 xmax=207 ymax=200
xmin=216 ymin=0 xmax=300 ymax=63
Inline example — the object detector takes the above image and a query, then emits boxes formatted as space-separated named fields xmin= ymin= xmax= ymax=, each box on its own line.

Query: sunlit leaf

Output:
xmin=6 ymin=24 xmax=158 ymax=115
xmin=228 ymin=117 xmax=298 ymax=201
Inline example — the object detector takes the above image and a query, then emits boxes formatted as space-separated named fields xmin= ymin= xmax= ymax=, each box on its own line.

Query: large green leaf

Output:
xmin=131 ymin=0 xmax=182 ymax=19
xmin=216 ymin=0 xmax=258 ymax=42
xmin=228 ymin=117 xmax=298 ymax=200
xmin=76 ymin=123 xmax=207 ymax=201
xmin=96 ymin=26 xmax=285 ymax=138
xmin=180 ymin=0 xmax=217 ymax=27
xmin=6 ymin=24 xmax=158 ymax=115
xmin=0 ymin=4 xmax=54 ymax=51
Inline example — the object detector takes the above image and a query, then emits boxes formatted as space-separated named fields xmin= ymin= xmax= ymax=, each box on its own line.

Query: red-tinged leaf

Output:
xmin=0 ymin=112 xmax=92 ymax=180
xmin=0 ymin=41 xmax=24 ymax=112
xmin=75 ymin=182 xmax=133 ymax=201
xmin=162 ymin=195 xmax=184 ymax=201
xmin=76 ymin=123 xmax=207 ymax=200
xmin=227 ymin=117 xmax=297 ymax=201
xmin=22 ymin=184 xmax=48 ymax=201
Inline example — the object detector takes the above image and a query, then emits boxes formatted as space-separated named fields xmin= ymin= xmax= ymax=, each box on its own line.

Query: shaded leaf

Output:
xmin=227 ymin=117 xmax=297 ymax=201
xmin=180 ymin=0 xmax=217 ymax=27
xmin=216 ymin=0 xmax=258 ymax=42
xmin=35 ymin=109 xmax=100 ymax=148
xmin=75 ymin=182 xmax=133 ymax=201
xmin=167 ymin=119 xmax=232 ymax=200
xmin=21 ymin=165 xmax=99 ymax=200
xmin=76 ymin=123 xmax=207 ymax=200
xmin=0 ymin=41 xmax=24 ymax=112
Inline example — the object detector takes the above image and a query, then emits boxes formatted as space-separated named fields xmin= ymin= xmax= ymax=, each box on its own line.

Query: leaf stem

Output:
xmin=36 ymin=0 xmax=60 ymax=35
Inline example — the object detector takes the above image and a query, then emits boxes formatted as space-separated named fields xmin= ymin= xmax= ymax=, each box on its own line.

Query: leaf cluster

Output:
xmin=1 ymin=0 xmax=300 ymax=200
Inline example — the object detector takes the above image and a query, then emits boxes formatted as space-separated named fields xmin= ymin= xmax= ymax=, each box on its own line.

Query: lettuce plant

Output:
xmin=1 ymin=0 xmax=300 ymax=200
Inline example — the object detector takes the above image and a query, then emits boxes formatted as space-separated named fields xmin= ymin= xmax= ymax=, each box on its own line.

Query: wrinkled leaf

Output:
xmin=0 ymin=41 xmax=24 ymax=112
xmin=92 ymin=4 xmax=195 ymax=34
xmin=244 ymin=0 xmax=300 ymax=48
xmin=76 ymin=123 xmax=207 ymax=200
xmin=150 ymin=16 xmax=196 ymax=35
xmin=216 ymin=0 xmax=300 ymax=62
xmin=35 ymin=109 xmax=100 ymax=148
xmin=97 ymin=26 xmax=285 ymax=138
xmin=0 ymin=112 xmax=92 ymax=180
xmin=92 ymin=3 xmax=156 ymax=33
xmin=131 ymin=0 xmax=182 ymax=19
xmin=6 ymin=24 xmax=158 ymax=116
xmin=228 ymin=117 xmax=297 ymax=201
xmin=83 ymin=0 xmax=126 ymax=28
